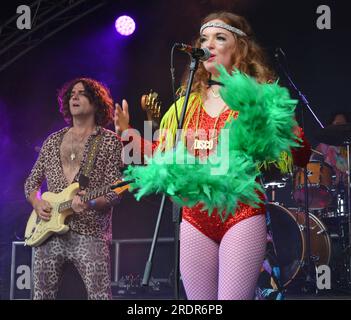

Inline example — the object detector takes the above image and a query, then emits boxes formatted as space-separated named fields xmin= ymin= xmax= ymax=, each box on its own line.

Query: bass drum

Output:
xmin=266 ymin=203 xmax=331 ymax=288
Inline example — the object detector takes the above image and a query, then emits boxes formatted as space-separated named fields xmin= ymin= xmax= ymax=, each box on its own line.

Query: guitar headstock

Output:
xmin=111 ymin=180 xmax=130 ymax=195
xmin=141 ymin=90 xmax=161 ymax=129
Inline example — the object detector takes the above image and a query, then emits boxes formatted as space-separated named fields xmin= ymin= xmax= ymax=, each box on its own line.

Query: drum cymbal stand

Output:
xmin=301 ymin=167 xmax=317 ymax=293
xmin=264 ymin=182 xmax=285 ymax=203
xmin=344 ymin=140 xmax=351 ymax=288
xmin=334 ymin=140 xmax=351 ymax=293
xmin=274 ymin=47 xmax=324 ymax=293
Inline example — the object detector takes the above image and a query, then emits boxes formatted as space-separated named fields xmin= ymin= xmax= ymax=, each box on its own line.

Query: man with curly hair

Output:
xmin=24 ymin=78 xmax=123 ymax=299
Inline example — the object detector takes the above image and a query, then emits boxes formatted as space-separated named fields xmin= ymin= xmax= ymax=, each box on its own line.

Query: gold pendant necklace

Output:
xmin=70 ymin=130 xmax=76 ymax=161
xmin=193 ymin=104 xmax=227 ymax=151
xmin=69 ymin=127 xmax=94 ymax=161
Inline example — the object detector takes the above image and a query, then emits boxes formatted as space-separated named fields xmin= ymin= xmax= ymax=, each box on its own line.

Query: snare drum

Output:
xmin=292 ymin=161 xmax=335 ymax=209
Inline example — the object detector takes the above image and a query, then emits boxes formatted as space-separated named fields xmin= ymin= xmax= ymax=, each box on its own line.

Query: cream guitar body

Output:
xmin=25 ymin=181 xmax=129 ymax=247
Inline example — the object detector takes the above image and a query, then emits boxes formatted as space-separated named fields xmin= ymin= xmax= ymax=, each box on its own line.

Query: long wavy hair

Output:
xmin=58 ymin=78 xmax=114 ymax=127
xmin=182 ymin=12 xmax=276 ymax=97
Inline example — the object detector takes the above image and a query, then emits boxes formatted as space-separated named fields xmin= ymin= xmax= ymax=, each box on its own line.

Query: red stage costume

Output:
xmin=124 ymin=97 xmax=311 ymax=243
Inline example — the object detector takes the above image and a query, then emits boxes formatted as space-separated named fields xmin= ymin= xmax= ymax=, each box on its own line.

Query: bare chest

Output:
xmin=60 ymin=133 xmax=87 ymax=184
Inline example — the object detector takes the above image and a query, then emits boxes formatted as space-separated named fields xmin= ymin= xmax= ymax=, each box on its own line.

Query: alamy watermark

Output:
xmin=316 ymin=264 xmax=331 ymax=290
xmin=16 ymin=5 xmax=31 ymax=30
xmin=15 ymin=4 xmax=331 ymax=31
xmin=16 ymin=265 xmax=31 ymax=290
xmin=120 ymin=121 xmax=230 ymax=176
xmin=316 ymin=5 xmax=331 ymax=30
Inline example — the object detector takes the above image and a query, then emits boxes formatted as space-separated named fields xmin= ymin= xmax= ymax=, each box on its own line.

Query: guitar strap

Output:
xmin=79 ymin=132 xmax=103 ymax=190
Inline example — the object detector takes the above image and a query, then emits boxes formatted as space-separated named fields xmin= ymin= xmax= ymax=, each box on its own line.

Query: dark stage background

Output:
xmin=0 ymin=0 xmax=350 ymax=299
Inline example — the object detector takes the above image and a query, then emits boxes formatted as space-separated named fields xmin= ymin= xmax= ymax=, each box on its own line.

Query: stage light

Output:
xmin=115 ymin=15 xmax=135 ymax=36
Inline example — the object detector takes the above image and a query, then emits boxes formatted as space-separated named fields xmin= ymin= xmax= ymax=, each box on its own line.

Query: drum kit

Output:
xmin=262 ymin=124 xmax=351 ymax=292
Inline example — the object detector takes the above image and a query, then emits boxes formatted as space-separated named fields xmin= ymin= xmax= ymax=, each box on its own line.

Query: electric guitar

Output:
xmin=24 ymin=181 xmax=129 ymax=247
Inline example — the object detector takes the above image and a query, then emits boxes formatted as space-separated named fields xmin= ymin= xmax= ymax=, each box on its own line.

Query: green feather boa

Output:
xmin=124 ymin=67 xmax=300 ymax=221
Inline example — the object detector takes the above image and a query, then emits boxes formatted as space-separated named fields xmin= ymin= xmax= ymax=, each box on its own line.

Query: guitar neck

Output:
xmin=58 ymin=185 xmax=111 ymax=212
xmin=82 ymin=185 xmax=111 ymax=202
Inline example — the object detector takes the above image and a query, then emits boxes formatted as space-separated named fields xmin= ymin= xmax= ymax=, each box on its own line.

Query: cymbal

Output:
xmin=316 ymin=124 xmax=351 ymax=146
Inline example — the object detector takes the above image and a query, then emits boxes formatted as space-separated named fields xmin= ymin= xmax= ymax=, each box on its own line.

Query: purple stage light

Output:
xmin=115 ymin=15 xmax=136 ymax=36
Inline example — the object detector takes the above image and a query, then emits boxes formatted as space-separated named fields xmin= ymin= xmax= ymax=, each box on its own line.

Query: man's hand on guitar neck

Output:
xmin=72 ymin=190 xmax=89 ymax=214
xmin=72 ymin=190 xmax=111 ymax=213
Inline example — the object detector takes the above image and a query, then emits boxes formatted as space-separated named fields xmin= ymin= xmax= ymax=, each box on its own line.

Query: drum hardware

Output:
xmin=261 ymin=165 xmax=291 ymax=204
xmin=275 ymin=48 xmax=351 ymax=291
xmin=315 ymin=124 xmax=351 ymax=147
xmin=298 ymin=224 xmax=317 ymax=231
xmin=290 ymin=167 xmax=350 ymax=291
xmin=329 ymin=232 xmax=340 ymax=239
xmin=302 ymin=166 xmax=316 ymax=293
xmin=311 ymin=149 xmax=324 ymax=157
xmin=316 ymin=124 xmax=351 ymax=288
xmin=264 ymin=182 xmax=287 ymax=188
xmin=267 ymin=203 xmax=331 ymax=289
xmin=337 ymin=193 xmax=346 ymax=216
xmin=274 ymin=46 xmax=326 ymax=293
xmin=276 ymin=166 xmax=318 ymax=290
xmin=311 ymin=255 xmax=321 ymax=263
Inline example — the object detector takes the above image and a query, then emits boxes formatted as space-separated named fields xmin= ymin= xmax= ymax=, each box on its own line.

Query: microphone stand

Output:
xmin=346 ymin=141 xmax=351 ymax=288
xmin=142 ymin=55 xmax=200 ymax=300
xmin=275 ymin=48 xmax=324 ymax=293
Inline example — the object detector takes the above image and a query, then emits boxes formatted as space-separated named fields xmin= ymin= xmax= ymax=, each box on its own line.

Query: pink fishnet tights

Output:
xmin=180 ymin=215 xmax=267 ymax=300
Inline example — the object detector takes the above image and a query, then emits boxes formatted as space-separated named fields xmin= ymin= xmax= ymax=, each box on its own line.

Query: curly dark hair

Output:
xmin=58 ymin=78 xmax=114 ymax=127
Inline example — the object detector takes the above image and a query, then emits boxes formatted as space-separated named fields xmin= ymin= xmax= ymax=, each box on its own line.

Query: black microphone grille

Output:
xmin=200 ymin=47 xmax=211 ymax=61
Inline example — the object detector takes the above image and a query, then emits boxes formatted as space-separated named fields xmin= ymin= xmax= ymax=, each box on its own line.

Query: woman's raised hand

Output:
xmin=114 ymin=99 xmax=130 ymax=134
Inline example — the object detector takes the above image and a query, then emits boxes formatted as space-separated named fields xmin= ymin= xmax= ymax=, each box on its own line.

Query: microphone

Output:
xmin=175 ymin=43 xmax=211 ymax=61
xmin=208 ymin=79 xmax=224 ymax=87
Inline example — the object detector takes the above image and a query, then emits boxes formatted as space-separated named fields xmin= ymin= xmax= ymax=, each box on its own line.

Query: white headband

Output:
xmin=200 ymin=22 xmax=247 ymax=37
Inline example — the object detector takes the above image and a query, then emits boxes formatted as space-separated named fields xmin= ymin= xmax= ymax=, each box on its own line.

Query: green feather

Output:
xmin=124 ymin=66 xmax=300 ymax=221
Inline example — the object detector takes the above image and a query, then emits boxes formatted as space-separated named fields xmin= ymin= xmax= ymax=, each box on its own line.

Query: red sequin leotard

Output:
xmin=181 ymin=104 xmax=266 ymax=243
xmin=125 ymin=98 xmax=311 ymax=244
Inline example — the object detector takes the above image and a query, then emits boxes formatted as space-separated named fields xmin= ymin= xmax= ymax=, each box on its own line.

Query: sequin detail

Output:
xmin=182 ymin=105 xmax=265 ymax=242
xmin=185 ymin=106 xmax=232 ymax=157
xmin=183 ymin=198 xmax=266 ymax=243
